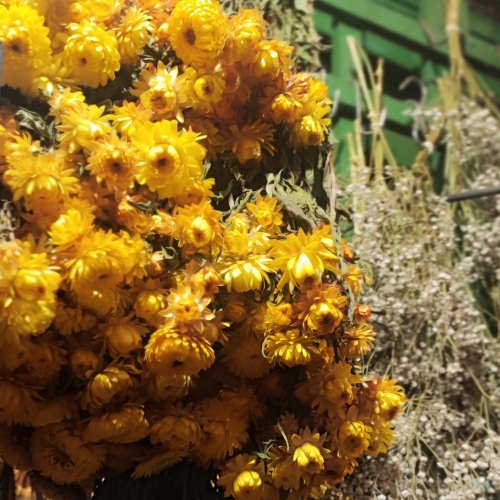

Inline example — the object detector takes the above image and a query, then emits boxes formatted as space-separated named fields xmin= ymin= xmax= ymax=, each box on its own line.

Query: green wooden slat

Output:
xmin=333 ymin=117 xmax=354 ymax=184
xmin=317 ymin=0 xmax=500 ymax=70
xmin=365 ymin=31 xmax=423 ymax=70
xmin=465 ymin=36 xmax=500 ymax=68
xmin=469 ymin=9 xmax=500 ymax=44
xmin=327 ymin=75 xmax=413 ymax=127
xmin=317 ymin=0 xmax=435 ymax=49
xmin=384 ymin=129 xmax=420 ymax=167
xmin=313 ymin=9 xmax=334 ymax=36
xmin=371 ymin=0 xmax=419 ymax=18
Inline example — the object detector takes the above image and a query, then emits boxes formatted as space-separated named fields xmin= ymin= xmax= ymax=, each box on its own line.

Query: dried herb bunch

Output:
xmin=0 ymin=1 xmax=404 ymax=500
xmin=338 ymin=2 xmax=500 ymax=498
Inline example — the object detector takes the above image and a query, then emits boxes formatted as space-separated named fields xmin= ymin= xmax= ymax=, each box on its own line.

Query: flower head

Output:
xmin=224 ymin=121 xmax=275 ymax=164
xmin=336 ymin=421 xmax=372 ymax=458
xmin=246 ymin=194 xmax=283 ymax=234
xmin=0 ymin=4 xmax=52 ymax=90
xmin=4 ymin=151 xmax=78 ymax=204
xmin=114 ymin=7 xmax=154 ymax=65
xmin=265 ymin=329 xmax=318 ymax=367
xmin=86 ymin=134 xmax=139 ymax=194
xmin=131 ymin=120 xmax=206 ymax=197
xmin=168 ymin=0 xmax=229 ymax=68
xmin=59 ymin=20 xmax=120 ymax=88
xmin=172 ymin=201 xmax=224 ymax=252
xmin=31 ymin=423 xmax=105 ymax=484
xmin=269 ymin=229 xmax=340 ymax=292
xmin=145 ymin=328 xmax=215 ymax=376
xmin=218 ymin=454 xmax=266 ymax=500
xmin=224 ymin=8 xmax=266 ymax=63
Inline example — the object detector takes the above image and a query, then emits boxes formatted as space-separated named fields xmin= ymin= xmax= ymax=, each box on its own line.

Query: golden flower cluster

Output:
xmin=0 ymin=0 xmax=405 ymax=498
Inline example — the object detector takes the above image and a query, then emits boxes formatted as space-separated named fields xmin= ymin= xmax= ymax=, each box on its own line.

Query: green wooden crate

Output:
xmin=314 ymin=0 xmax=500 ymax=181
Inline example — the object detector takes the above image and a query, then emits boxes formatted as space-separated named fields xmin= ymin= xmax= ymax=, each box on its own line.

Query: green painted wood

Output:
xmin=365 ymin=31 xmax=423 ymax=70
xmin=371 ymin=0 xmax=419 ymax=18
xmin=469 ymin=9 xmax=500 ymax=43
xmin=314 ymin=0 xmax=500 ymax=179
xmin=384 ymin=129 xmax=420 ymax=167
xmin=332 ymin=117 xmax=354 ymax=184
xmin=465 ymin=36 xmax=500 ymax=68
xmin=313 ymin=9 xmax=334 ymax=36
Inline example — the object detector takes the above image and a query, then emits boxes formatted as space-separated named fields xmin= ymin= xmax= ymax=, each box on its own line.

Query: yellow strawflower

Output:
xmin=0 ymin=241 xmax=61 ymax=337
xmin=248 ymin=40 xmax=294 ymax=79
xmin=246 ymin=194 xmax=283 ymax=234
xmin=224 ymin=120 xmax=275 ymax=164
xmin=31 ymin=423 xmax=105 ymax=484
xmin=49 ymin=209 xmax=95 ymax=250
xmin=269 ymin=228 xmax=340 ymax=292
xmin=172 ymin=201 xmax=224 ymax=253
xmin=294 ymin=285 xmax=348 ymax=335
xmin=291 ymin=103 xmax=331 ymax=147
xmin=341 ymin=322 xmax=377 ymax=358
xmin=265 ymin=329 xmax=318 ymax=367
xmin=111 ymin=101 xmax=153 ymax=138
xmin=0 ymin=4 xmax=52 ymax=90
xmin=193 ymin=398 xmax=249 ymax=465
xmin=81 ymin=366 xmax=135 ymax=410
xmin=149 ymin=403 xmax=202 ymax=448
xmin=221 ymin=255 xmax=273 ymax=293
xmin=59 ymin=20 xmax=120 ymax=88
xmin=83 ymin=405 xmax=150 ymax=443
xmin=132 ymin=63 xmax=189 ymax=121
xmin=86 ymin=134 xmax=139 ymax=194
xmin=131 ymin=119 xmax=206 ymax=197
xmin=336 ymin=420 xmax=372 ymax=458
xmin=57 ymin=104 xmax=114 ymax=153
xmin=367 ymin=376 xmax=406 ymax=421
xmin=168 ymin=0 xmax=229 ymax=68
xmin=99 ymin=315 xmax=149 ymax=357
xmin=24 ymin=56 xmax=77 ymax=98
xmin=114 ymin=7 xmax=154 ymax=65
xmin=296 ymin=362 xmax=363 ymax=418
xmin=160 ymin=283 xmax=214 ymax=334
xmin=218 ymin=454 xmax=266 ymax=500
xmin=48 ymin=87 xmax=86 ymax=125
xmin=3 ymin=151 xmax=78 ymax=204
xmin=291 ymin=427 xmax=331 ymax=476
xmin=145 ymin=328 xmax=215 ymax=377
xmin=69 ymin=346 xmax=101 ymax=379
xmin=224 ymin=8 xmax=266 ymax=63
xmin=0 ymin=378 xmax=41 ymax=425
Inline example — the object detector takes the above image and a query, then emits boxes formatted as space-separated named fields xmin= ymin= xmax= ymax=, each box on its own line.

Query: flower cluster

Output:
xmin=0 ymin=0 xmax=404 ymax=498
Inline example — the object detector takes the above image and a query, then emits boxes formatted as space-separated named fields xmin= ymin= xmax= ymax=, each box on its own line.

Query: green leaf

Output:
xmin=14 ymin=107 xmax=55 ymax=144
xmin=161 ymin=247 xmax=178 ymax=260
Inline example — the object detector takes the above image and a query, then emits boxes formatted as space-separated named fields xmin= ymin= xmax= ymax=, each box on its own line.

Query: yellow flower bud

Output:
xmin=13 ymin=269 xmax=48 ymax=301
xmin=293 ymin=442 xmax=324 ymax=472
xmin=270 ymin=93 xmax=302 ymax=124
xmin=143 ymin=86 xmax=178 ymax=115
xmin=185 ymin=216 xmax=214 ymax=248
xmin=306 ymin=300 xmax=343 ymax=335
xmin=224 ymin=295 xmax=249 ymax=322
xmin=70 ymin=347 xmax=100 ymax=379
xmin=146 ymin=144 xmax=182 ymax=181
xmin=231 ymin=213 xmax=250 ymax=232
xmin=135 ymin=289 xmax=166 ymax=318
xmin=234 ymin=137 xmax=262 ymax=164
xmin=233 ymin=470 xmax=263 ymax=500
xmin=293 ymin=115 xmax=324 ymax=146
xmin=105 ymin=323 xmax=148 ymax=357
xmin=291 ymin=252 xmax=323 ymax=289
